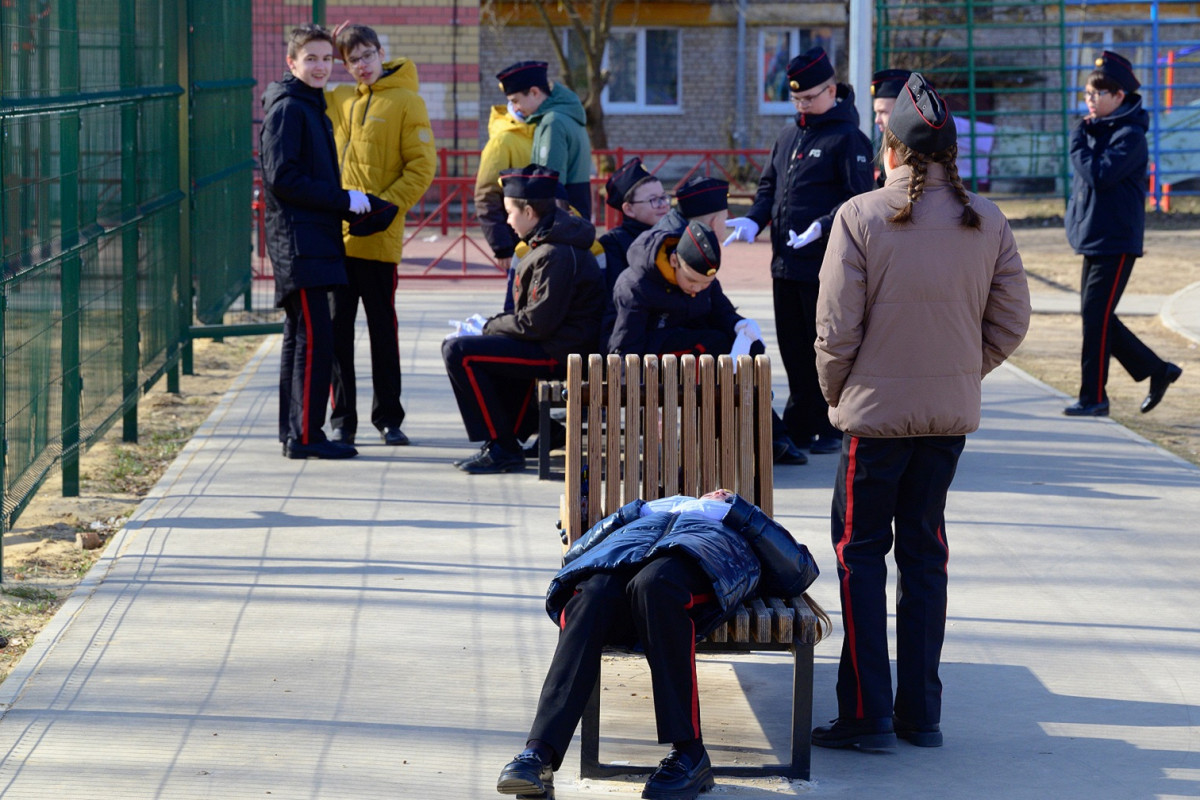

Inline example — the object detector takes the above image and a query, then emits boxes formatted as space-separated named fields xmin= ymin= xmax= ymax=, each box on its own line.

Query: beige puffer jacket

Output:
xmin=815 ymin=163 xmax=1030 ymax=438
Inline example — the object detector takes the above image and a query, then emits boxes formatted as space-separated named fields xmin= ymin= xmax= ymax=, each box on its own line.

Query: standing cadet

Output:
xmin=475 ymin=100 xmax=535 ymax=282
xmin=498 ymin=60 xmax=594 ymax=219
xmin=327 ymin=24 xmax=436 ymax=446
xmin=813 ymin=74 xmax=1029 ymax=750
xmin=724 ymin=47 xmax=875 ymax=455
xmin=261 ymin=24 xmax=362 ymax=460
xmin=441 ymin=166 xmax=605 ymax=474
xmin=869 ymin=68 xmax=911 ymax=187
xmin=1063 ymin=51 xmax=1182 ymax=416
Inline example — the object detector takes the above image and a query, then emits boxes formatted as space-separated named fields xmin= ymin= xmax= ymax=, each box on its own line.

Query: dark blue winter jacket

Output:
xmin=1065 ymin=95 xmax=1149 ymax=257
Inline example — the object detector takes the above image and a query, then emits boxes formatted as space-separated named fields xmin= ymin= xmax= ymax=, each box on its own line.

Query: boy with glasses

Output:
xmin=598 ymin=157 xmax=669 ymax=295
xmin=324 ymin=24 xmax=437 ymax=447
xmin=725 ymin=47 xmax=874 ymax=456
xmin=1063 ymin=50 xmax=1182 ymax=417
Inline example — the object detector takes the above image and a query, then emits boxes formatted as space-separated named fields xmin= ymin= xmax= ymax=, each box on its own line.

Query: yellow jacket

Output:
xmin=327 ymin=58 xmax=437 ymax=263
xmin=474 ymin=104 xmax=534 ymax=258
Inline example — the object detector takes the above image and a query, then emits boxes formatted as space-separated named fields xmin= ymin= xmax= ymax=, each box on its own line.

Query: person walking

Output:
xmin=812 ymin=73 xmax=1030 ymax=750
xmin=1063 ymin=50 xmax=1182 ymax=417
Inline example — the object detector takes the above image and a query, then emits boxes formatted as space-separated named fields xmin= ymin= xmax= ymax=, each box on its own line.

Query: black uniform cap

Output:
xmin=496 ymin=60 xmax=549 ymax=95
xmin=348 ymin=194 xmax=400 ymax=237
xmin=675 ymin=220 xmax=721 ymax=277
xmin=889 ymin=72 xmax=956 ymax=155
xmin=605 ymin=157 xmax=654 ymax=210
xmin=500 ymin=164 xmax=560 ymax=200
xmin=871 ymin=68 xmax=911 ymax=99
xmin=787 ymin=47 xmax=835 ymax=92
xmin=1094 ymin=50 xmax=1140 ymax=93
xmin=674 ymin=175 xmax=728 ymax=219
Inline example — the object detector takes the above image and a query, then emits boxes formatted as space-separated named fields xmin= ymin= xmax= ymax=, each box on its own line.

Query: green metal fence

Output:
xmin=1 ymin=0 xmax=253 ymax=543
xmin=873 ymin=0 xmax=1200 ymax=203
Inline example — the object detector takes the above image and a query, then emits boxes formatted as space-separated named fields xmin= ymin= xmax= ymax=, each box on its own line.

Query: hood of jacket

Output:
xmin=1091 ymin=93 xmax=1149 ymax=135
xmin=487 ymin=103 xmax=532 ymax=138
xmin=353 ymin=57 xmax=419 ymax=97
xmin=795 ymin=82 xmax=861 ymax=131
xmin=529 ymin=82 xmax=587 ymax=127
xmin=262 ymin=73 xmax=325 ymax=114
xmin=527 ymin=207 xmax=597 ymax=251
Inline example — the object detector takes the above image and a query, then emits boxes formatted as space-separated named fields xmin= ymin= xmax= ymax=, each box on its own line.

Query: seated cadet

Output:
xmin=442 ymin=165 xmax=605 ymax=474
xmin=598 ymin=157 xmax=669 ymax=296
xmin=496 ymin=489 xmax=821 ymax=800
xmin=608 ymin=219 xmax=808 ymax=465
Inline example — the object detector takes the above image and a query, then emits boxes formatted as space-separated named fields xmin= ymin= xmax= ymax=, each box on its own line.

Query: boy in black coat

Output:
xmin=260 ymin=24 xmax=371 ymax=459
xmin=724 ymin=47 xmax=874 ymax=455
xmin=1063 ymin=51 xmax=1182 ymax=417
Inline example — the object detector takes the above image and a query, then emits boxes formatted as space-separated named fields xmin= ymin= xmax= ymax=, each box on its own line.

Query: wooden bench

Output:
xmin=560 ymin=352 xmax=827 ymax=780
xmin=535 ymin=379 xmax=567 ymax=480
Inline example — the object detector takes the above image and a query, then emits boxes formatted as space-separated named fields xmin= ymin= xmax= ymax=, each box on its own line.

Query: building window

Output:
xmin=759 ymin=28 xmax=836 ymax=115
xmin=566 ymin=28 xmax=682 ymax=114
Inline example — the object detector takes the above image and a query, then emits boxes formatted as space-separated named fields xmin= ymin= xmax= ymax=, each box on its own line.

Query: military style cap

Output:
xmin=605 ymin=157 xmax=654 ymax=210
xmin=889 ymin=72 xmax=956 ymax=155
xmin=871 ymin=68 xmax=911 ymax=99
xmin=348 ymin=194 xmax=399 ymax=237
xmin=496 ymin=60 xmax=548 ymax=95
xmin=674 ymin=175 xmax=728 ymax=219
xmin=1094 ymin=50 xmax=1140 ymax=93
xmin=675 ymin=220 xmax=721 ymax=277
xmin=500 ymin=164 xmax=560 ymax=200
xmin=787 ymin=47 xmax=834 ymax=92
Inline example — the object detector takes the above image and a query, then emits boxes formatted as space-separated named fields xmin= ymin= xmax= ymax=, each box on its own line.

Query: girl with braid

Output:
xmin=811 ymin=73 xmax=1030 ymax=751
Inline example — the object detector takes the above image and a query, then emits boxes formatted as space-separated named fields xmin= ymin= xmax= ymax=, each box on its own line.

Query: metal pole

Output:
xmin=122 ymin=0 xmax=140 ymax=443
xmin=849 ymin=0 xmax=873 ymax=140
xmin=734 ymin=0 xmax=747 ymax=150
xmin=60 ymin=0 xmax=82 ymax=497
xmin=1150 ymin=1 xmax=1162 ymax=211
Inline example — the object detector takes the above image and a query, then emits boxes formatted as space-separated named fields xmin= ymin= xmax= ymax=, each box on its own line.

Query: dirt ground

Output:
xmin=1 ymin=213 xmax=1197 ymax=684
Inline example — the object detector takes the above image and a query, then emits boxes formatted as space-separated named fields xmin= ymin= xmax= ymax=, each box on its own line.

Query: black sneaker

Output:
xmin=284 ymin=438 xmax=358 ymax=460
xmin=330 ymin=427 xmax=356 ymax=445
xmin=809 ymin=434 xmax=842 ymax=455
xmin=772 ymin=436 xmax=808 ymax=465
xmin=1141 ymin=362 xmax=1182 ymax=413
xmin=1063 ymin=400 xmax=1110 ymax=417
xmin=380 ymin=426 xmax=410 ymax=446
xmin=496 ymin=748 xmax=554 ymax=798
xmin=641 ymin=748 xmax=714 ymax=800
xmin=893 ymin=716 xmax=943 ymax=747
xmin=457 ymin=441 xmax=526 ymax=474
xmin=811 ymin=717 xmax=896 ymax=751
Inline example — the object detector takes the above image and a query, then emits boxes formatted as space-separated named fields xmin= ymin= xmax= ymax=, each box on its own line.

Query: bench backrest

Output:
xmin=562 ymin=352 xmax=774 ymax=545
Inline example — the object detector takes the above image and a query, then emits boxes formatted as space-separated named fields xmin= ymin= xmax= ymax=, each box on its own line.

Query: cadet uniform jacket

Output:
xmin=746 ymin=84 xmax=875 ymax=283
xmin=1064 ymin=95 xmax=1149 ymax=257
xmin=327 ymin=58 xmax=437 ymax=263
xmin=260 ymin=75 xmax=350 ymax=306
xmin=474 ymin=105 xmax=534 ymax=259
xmin=815 ymin=163 xmax=1031 ymax=437
xmin=483 ymin=208 xmax=605 ymax=364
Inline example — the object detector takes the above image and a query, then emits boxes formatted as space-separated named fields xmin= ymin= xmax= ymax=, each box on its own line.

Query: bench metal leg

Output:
xmin=537 ymin=383 xmax=553 ymax=480
xmin=580 ymin=675 xmax=603 ymax=778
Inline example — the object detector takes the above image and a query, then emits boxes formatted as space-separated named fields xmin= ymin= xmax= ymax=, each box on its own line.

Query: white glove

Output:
xmin=722 ymin=217 xmax=760 ymax=246
xmin=348 ymin=190 xmax=371 ymax=215
xmin=787 ymin=220 xmax=822 ymax=249
xmin=733 ymin=318 xmax=763 ymax=342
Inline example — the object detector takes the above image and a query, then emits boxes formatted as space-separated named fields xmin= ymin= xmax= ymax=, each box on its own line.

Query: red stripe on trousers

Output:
xmin=684 ymin=591 xmax=702 ymax=737
xmin=462 ymin=354 xmax=558 ymax=440
xmin=835 ymin=435 xmax=865 ymax=718
xmin=300 ymin=290 xmax=314 ymax=444
xmin=1095 ymin=254 xmax=1129 ymax=404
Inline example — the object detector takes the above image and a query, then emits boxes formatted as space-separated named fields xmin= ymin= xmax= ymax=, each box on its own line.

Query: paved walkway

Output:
xmin=1 ymin=285 xmax=1198 ymax=799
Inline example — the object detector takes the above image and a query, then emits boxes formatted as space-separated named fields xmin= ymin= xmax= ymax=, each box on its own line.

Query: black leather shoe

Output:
xmin=1063 ymin=400 xmax=1110 ymax=417
xmin=894 ymin=716 xmax=943 ymax=747
xmin=810 ymin=434 xmax=842 ymax=454
xmin=1141 ymin=362 xmax=1182 ymax=413
xmin=380 ymin=426 xmax=410 ymax=446
xmin=456 ymin=441 xmax=526 ymax=474
xmin=641 ymin=749 xmax=714 ymax=800
xmin=812 ymin=717 xmax=897 ymax=751
xmin=329 ymin=427 xmax=355 ymax=445
xmin=773 ymin=437 xmax=808 ymax=465
xmin=496 ymin=748 xmax=554 ymax=798
xmin=284 ymin=438 xmax=358 ymax=460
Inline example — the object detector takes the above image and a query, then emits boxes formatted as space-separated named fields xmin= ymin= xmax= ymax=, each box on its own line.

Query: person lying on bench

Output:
xmin=496 ymin=489 xmax=819 ymax=800
xmin=607 ymin=219 xmax=809 ymax=466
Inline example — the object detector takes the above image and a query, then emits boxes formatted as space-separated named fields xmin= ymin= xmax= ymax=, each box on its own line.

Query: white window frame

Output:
xmin=564 ymin=28 xmax=683 ymax=114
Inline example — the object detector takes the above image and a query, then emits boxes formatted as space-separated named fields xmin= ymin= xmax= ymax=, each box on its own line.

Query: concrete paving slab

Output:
xmin=0 ymin=288 xmax=1197 ymax=800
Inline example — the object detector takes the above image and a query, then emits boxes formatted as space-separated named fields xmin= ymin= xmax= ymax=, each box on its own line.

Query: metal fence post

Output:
xmin=60 ymin=0 xmax=82 ymax=497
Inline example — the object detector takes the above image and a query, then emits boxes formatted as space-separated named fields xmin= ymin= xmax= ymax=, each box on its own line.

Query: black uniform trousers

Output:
xmin=831 ymin=434 xmax=965 ymax=727
xmin=1078 ymin=253 xmax=1163 ymax=405
xmin=279 ymin=287 xmax=334 ymax=445
xmin=329 ymin=257 xmax=405 ymax=436
xmin=528 ymin=555 xmax=714 ymax=769
xmin=773 ymin=278 xmax=839 ymax=442
xmin=441 ymin=334 xmax=561 ymax=443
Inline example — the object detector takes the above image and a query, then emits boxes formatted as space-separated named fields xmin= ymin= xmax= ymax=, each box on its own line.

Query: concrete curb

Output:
xmin=1160 ymin=280 xmax=1200 ymax=346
